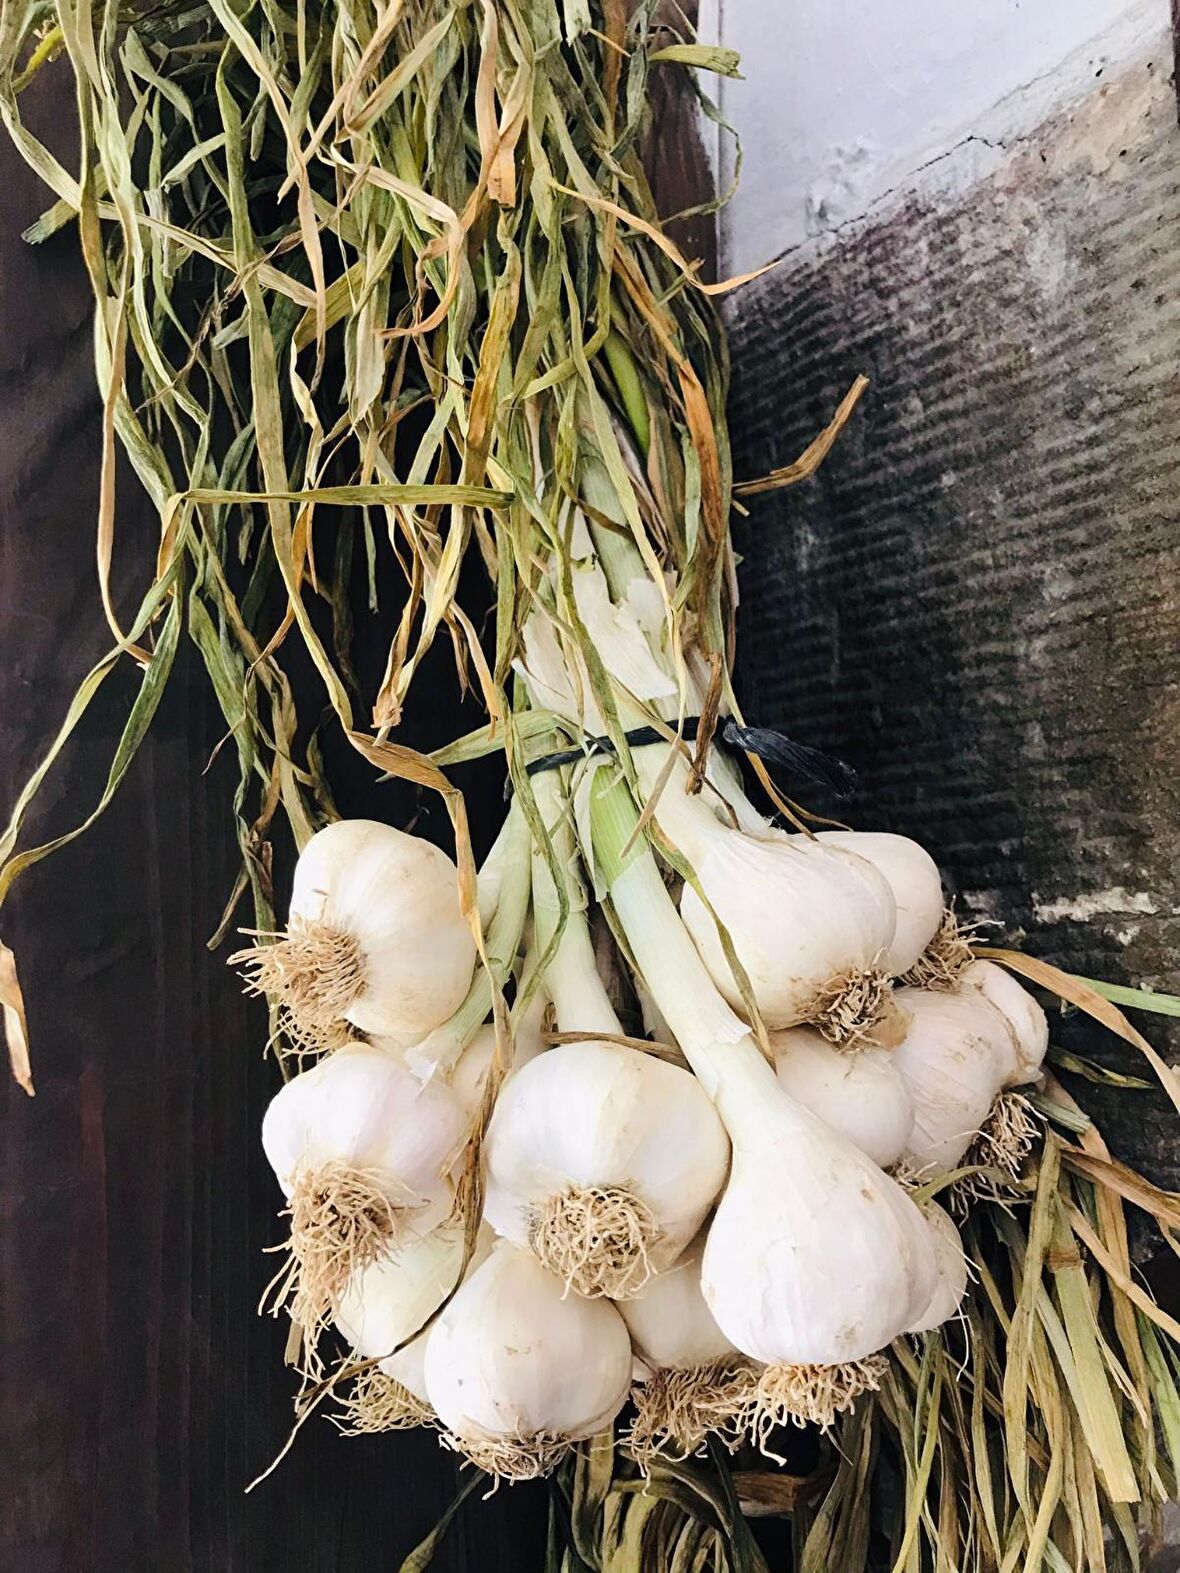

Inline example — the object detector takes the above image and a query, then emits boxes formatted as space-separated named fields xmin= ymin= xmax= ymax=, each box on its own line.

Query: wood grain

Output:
xmin=0 ymin=75 xmax=545 ymax=1573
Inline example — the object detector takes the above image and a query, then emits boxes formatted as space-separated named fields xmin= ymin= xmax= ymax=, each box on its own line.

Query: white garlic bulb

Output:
xmin=771 ymin=1025 xmax=915 ymax=1168
xmin=334 ymin=1222 xmax=468 ymax=1363
xmin=423 ymin=1242 xmax=632 ymax=1464
xmin=678 ymin=823 xmax=898 ymax=1032
xmin=335 ymin=1224 xmax=494 ymax=1406
xmin=483 ymin=1040 xmax=730 ymax=1296
xmin=616 ymin=1234 xmax=736 ymax=1371
xmin=906 ymin=1203 xmax=968 ymax=1334
xmin=262 ymin=1041 xmax=466 ymax=1228
xmin=961 ymin=960 xmax=1049 ymax=1086
xmin=701 ymin=1051 xmax=939 ymax=1365
xmin=251 ymin=819 xmax=477 ymax=1047
xmin=816 ymin=831 xmax=944 ymax=976
xmin=891 ymin=987 xmax=1017 ymax=1175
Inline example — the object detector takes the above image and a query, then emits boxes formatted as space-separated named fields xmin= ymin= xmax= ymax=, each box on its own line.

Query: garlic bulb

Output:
xmin=483 ymin=1040 xmax=730 ymax=1297
xmin=816 ymin=831 xmax=944 ymax=976
xmin=590 ymin=773 xmax=938 ymax=1378
xmin=961 ymin=960 xmax=1049 ymax=1086
xmin=905 ymin=1203 xmax=968 ymax=1334
xmin=261 ymin=1043 xmax=467 ymax=1335
xmin=700 ymin=1049 xmax=938 ymax=1365
xmin=236 ymin=819 xmax=476 ymax=1049
xmin=423 ymin=1241 xmax=632 ymax=1478
xmin=891 ymin=987 xmax=1018 ymax=1175
xmin=335 ymin=1226 xmax=493 ymax=1432
xmin=618 ymin=1235 xmax=759 ymax=1464
xmin=616 ymin=1235 xmax=736 ymax=1371
xmin=771 ymin=1025 xmax=915 ymax=1169
xmin=646 ymin=766 xmax=898 ymax=1041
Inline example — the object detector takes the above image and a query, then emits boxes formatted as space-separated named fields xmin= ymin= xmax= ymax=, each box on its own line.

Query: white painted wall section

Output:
xmin=707 ymin=0 xmax=1170 ymax=272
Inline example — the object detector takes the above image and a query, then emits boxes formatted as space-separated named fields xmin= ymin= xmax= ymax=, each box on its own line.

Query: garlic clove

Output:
xmin=960 ymin=960 xmax=1049 ymax=1086
xmin=816 ymin=831 xmax=944 ymax=977
xmin=770 ymin=1024 xmax=915 ymax=1169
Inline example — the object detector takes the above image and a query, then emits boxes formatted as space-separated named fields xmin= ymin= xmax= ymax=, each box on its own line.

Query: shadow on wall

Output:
xmin=726 ymin=52 xmax=1180 ymax=1195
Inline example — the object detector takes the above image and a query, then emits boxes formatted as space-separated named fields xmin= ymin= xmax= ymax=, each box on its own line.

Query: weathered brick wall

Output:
xmin=727 ymin=51 xmax=1180 ymax=1195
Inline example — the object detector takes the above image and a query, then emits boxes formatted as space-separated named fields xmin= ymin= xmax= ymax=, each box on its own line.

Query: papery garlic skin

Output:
xmin=288 ymin=819 xmax=476 ymax=1043
xmin=616 ymin=1234 xmax=736 ymax=1371
xmin=817 ymin=831 xmax=944 ymax=976
xmin=423 ymin=1242 xmax=632 ymax=1443
xmin=961 ymin=960 xmax=1049 ymax=1086
xmin=701 ymin=1052 xmax=939 ymax=1364
xmin=771 ymin=1025 xmax=915 ymax=1169
xmin=905 ymin=1203 xmax=968 ymax=1334
xmin=261 ymin=1042 xmax=466 ymax=1224
xmin=482 ymin=1041 xmax=730 ymax=1275
xmin=891 ymin=987 xmax=1017 ymax=1175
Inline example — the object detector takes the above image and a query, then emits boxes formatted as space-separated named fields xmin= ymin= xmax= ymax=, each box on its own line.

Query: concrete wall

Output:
xmin=720 ymin=13 xmax=1180 ymax=1190
xmin=706 ymin=0 xmax=1166 ymax=269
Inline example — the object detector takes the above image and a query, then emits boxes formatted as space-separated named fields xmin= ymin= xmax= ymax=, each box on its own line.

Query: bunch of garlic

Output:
xmin=246 ymin=703 xmax=1047 ymax=1480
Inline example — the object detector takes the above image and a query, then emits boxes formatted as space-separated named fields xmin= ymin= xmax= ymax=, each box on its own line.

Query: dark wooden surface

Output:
xmin=0 ymin=79 xmax=548 ymax=1573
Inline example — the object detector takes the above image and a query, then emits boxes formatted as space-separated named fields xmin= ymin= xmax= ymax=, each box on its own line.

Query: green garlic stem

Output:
xmin=530 ymin=768 xmax=622 ymax=1039
xmin=589 ymin=769 xmax=764 ymax=1110
xmin=412 ymin=801 xmax=531 ymax=1074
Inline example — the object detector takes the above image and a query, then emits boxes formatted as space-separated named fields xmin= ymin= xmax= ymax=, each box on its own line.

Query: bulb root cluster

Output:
xmin=623 ymin=1358 xmax=761 ymax=1465
xmin=530 ymin=1184 xmax=660 ymax=1299
xmin=233 ymin=920 xmax=365 ymax=1050
xmin=806 ymin=966 xmax=894 ymax=1048
xmin=901 ymin=909 xmax=976 ymax=991
xmin=265 ymin=1161 xmax=420 ymax=1360
xmin=953 ymin=1093 xmax=1040 ymax=1212
xmin=753 ymin=1356 xmax=889 ymax=1452
xmin=441 ymin=1427 xmax=572 ymax=1482
xmin=335 ymin=1367 xmax=435 ymax=1434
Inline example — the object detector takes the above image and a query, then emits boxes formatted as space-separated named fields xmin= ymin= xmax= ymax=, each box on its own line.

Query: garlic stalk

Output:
xmin=408 ymin=801 xmax=532 ymax=1076
xmin=261 ymin=1042 xmax=467 ymax=1346
xmin=529 ymin=527 xmax=902 ymax=1045
xmin=890 ymin=986 xmax=1020 ymax=1175
xmin=233 ymin=818 xmax=476 ymax=1052
xmin=618 ymin=1234 xmax=759 ymax=1464
xmin=483 ymin=767 xmax=729 ymax=1297
xmin=422 ymin=1241 xmax=633 ymax=1479
xmin=589 ymin=770 xmax=938 ymax=1421
xmin=771 ymin=1025 xmax=915 ymax=1169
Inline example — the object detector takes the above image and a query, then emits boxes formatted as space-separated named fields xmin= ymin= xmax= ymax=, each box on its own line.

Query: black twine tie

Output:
xmin=524 ymin=716 xmax=857 ymax=799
